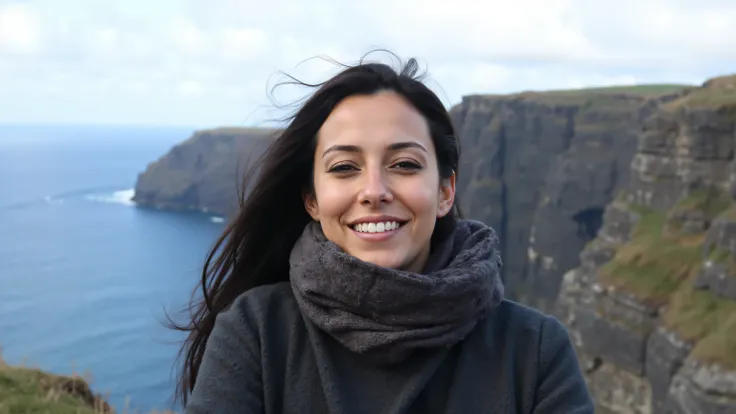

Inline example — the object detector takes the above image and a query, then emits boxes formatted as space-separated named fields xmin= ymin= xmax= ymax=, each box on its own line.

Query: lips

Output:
xmin=348 ymin=216 xmax=408 ymax=234
xmin=352 ymin=220 xmax=402 ymax=233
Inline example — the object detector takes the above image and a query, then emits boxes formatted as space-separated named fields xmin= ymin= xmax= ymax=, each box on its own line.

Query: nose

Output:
xmin=358 ymin=167 xmax=393 ymax=206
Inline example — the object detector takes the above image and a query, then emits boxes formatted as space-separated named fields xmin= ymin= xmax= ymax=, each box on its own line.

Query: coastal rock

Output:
xmin=646 ymin=327 xmax=693 ymax=412
xmin=587 ymin=360 xmax=653 ymax=414
xmin=132 ymin=127 xmax=275 ymax=216
xmin=666 ymin=360 xmax=736 ymax=413
xmin=557 ymin=75 xmax=736 ymax=413
xmin=449 ymin=87 xmax=684 ymax=308
xmin=696 ymin=213 xmax=736 ymax=300
xmin=694 ymin=261 xmax=736 ymax=301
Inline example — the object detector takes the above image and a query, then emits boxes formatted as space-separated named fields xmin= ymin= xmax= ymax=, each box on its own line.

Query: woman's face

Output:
xmin=304 ymin=90 xmax=455 ymax=272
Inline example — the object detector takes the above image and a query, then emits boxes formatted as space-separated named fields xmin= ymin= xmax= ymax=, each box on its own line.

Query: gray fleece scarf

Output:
xmin=289 ymin=218 xmax=504 ymax=364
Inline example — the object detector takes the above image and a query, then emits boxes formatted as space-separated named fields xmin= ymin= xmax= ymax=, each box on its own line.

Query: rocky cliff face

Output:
xmin=449 ymin=86 xmax=686 ymax=308
xmin=555 ymin=75 xmax=736 ymax=413
xmin=132 ymin=127 xmax=276 ymax=216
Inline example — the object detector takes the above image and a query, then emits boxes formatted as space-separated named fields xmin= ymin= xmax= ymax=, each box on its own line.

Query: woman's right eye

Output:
xmin=328 ymin=164 xmax=357 ymax=173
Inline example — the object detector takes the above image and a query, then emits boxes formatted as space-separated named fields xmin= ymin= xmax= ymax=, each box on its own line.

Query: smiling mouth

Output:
xmin=350 ymin=220 xmax=407 ymax=234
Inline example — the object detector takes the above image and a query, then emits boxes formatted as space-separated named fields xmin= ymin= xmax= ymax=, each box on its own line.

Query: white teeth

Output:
xmin=353 ymin=221 xmax=401 ymax=233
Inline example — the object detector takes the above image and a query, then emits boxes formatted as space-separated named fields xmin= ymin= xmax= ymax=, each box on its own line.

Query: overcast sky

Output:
xmin=2 ymin=0 xmax=735 ymax=127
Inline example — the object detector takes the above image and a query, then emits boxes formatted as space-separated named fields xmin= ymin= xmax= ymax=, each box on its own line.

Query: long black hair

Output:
xmin=169 ymin=51 xmax=462 ymax=406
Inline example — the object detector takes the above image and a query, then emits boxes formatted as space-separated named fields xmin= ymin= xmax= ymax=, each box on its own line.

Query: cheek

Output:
xmin=398 ymin=182 xmax=441 ymax=217
xmin=313 ymin=181 xmax=353 ymax=219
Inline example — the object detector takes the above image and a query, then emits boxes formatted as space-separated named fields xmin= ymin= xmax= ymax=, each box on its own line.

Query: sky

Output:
xmin=1 ymin=0 xmax=735 ymax=127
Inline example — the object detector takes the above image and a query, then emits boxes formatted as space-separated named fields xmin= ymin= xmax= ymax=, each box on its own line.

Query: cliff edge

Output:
xmin=0 ymin=348 xmax=179 ymax=413
xmin=449 ymin=84 xmax=689 ymax=307
xmin=556 ymin=74 xmax=736 ymax=413
xmin=132 ymin=127 xmax=276 ymax=216
xmin=0 ymin=350 xmax=113 ymax=414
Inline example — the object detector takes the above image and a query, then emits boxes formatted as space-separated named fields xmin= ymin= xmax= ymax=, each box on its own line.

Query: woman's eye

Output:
xmin=328 ymin=164 xmax=357 ymax=173
xmin=394 ymin=161 xmax=421 ymax=170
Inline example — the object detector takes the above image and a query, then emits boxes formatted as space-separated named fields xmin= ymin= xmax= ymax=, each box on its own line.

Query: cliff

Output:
xmin=0 ymin=350 xmax=113 ymax=414
xmin=448 ymin=84 xmax=688 ymax=308
xmin=0 ymin=348 xmax=177 ymax=413
xmin=555 ymin=75 xmax=736 ymax=413
xmin=132 ymin=127 xmax=276 ymax=216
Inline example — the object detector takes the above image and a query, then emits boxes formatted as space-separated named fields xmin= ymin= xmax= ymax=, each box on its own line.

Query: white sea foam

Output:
xmin=44 ymin=195 xmax=64 ymax=204
xmin=210 ymin=216 xmax=225 ymax=223
xmin=85 ymin=189 xmax=136 ymax=206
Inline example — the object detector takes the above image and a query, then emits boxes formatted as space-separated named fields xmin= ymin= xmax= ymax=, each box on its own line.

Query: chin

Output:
xmin=353 ymin=251 xmax=407 ymax=270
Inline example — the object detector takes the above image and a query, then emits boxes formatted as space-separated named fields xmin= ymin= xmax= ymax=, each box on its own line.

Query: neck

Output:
xmin=402 ymin=244 xmax=431 ymax=273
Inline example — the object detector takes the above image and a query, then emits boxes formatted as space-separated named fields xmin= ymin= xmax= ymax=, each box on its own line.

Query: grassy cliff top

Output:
xmin=464 ymin=74 xmax=735 ymax=109
xmin=598 ymin=190 xmax=736 ymax=369
xmin=0 ymin=350 xmax=176 ymax=414
xmin=469 ymin=83 xmax=692 ymax=106
xmin=0 ymin=357 xmax=109 ymax=414
xmin=664 ymin=74 xmax=736 ymax=110
xmin=512 ymin=84 xmax=691 ymax=97
xmin=183 ymin=126 xmax=280 ymax=143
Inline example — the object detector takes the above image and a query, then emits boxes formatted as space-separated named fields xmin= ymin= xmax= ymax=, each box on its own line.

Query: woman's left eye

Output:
xmin=393 ymin=161 xmax=422 ymax=170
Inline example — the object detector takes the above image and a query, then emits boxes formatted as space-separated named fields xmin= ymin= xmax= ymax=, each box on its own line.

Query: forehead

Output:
xmin=317 ymin=91 xmax=433 ymax=151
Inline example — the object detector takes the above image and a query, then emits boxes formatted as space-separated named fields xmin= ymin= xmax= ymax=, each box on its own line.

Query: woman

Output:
xmin=176 ymin=55 xmax=594 ymax=413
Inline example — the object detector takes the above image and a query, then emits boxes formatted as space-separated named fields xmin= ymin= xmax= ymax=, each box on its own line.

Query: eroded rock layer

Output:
xmin=556 ymin=75 xmax=736 ymax=413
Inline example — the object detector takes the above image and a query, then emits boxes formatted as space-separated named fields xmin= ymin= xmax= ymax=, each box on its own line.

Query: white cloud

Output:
xmin=178 ymin=80 xmax=205 ymax=97
xmin=123 ymin=80 xmax=150 ymax=96
xmin=219 ymin=28 xmax=268 ymax=62
xmin=0 ymin=0 xmax=734 ymax=125
xmin=168 ymin=16 xmax=206 ymax=56
xmin=87 ymin=28 xmax=120 ymax=60
xmin=0 ymin=3 xmax=43 ymax=55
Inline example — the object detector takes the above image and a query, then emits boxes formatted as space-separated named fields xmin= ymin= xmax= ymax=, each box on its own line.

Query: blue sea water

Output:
xmin=0 ymin=124 xmax=226 ymax=413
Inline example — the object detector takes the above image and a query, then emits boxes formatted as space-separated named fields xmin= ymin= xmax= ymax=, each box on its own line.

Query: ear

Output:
xmin=303 ymin=190 xmax=320 ymax=220
xmin=437 ymin=172 xmax=456 ymax=218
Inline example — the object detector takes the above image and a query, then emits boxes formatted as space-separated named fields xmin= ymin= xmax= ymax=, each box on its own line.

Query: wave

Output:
xmin=84 ymin=189 xmax=135 ymax=206
xmin=209 ymin=216 xmax=225 ymax=223
xmin=1 ymin=186 xmax=136 ymax=210
xmin=48 ymin=185 xmax=130 ymax=202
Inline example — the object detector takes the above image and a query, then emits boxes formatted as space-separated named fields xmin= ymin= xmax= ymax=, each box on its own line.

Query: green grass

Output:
xmin=720 ymin=204 xmax=736 ymax=221
xmin=527 ymin=84 xmax=692 ymax=96
xmin=0 ymin=360 xmax=108 ymax=414
xmin=477 ymin=74 xmax=736 ymax=111
xmin=484 ymin=83 xmax=691 ymax=98
xmin=0 ymin=348 xmax=177 ymax=414
xmin=665 ymin=188 xmax=734 ymax=233
xmin=672 ymin=88 xmax=736 ymax=108
xmin=707 ymin=245 xmax=736 ymax=275
xmin=472 ymin=84 xmax=692 ymax=107
xmin=597 ymin=195 xmax=736 ymax=369
xmin=663 ymin=285 xmax=736 ymax=369
xmin=675 ymin=188 xmax=734 ymax=219
xmin=598 ymin=205 xmax=700 ymax=306
xmin=664 ymin=74 xmax=736 ymax=110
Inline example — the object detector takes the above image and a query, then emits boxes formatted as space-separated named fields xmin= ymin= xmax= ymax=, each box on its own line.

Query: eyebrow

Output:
xmin=321 ymin=141 xmax=427 ymax=158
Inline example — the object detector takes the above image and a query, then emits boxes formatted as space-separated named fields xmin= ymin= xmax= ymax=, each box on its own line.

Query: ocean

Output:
xmin=0 ymin=124 xmax=226 ymax=413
